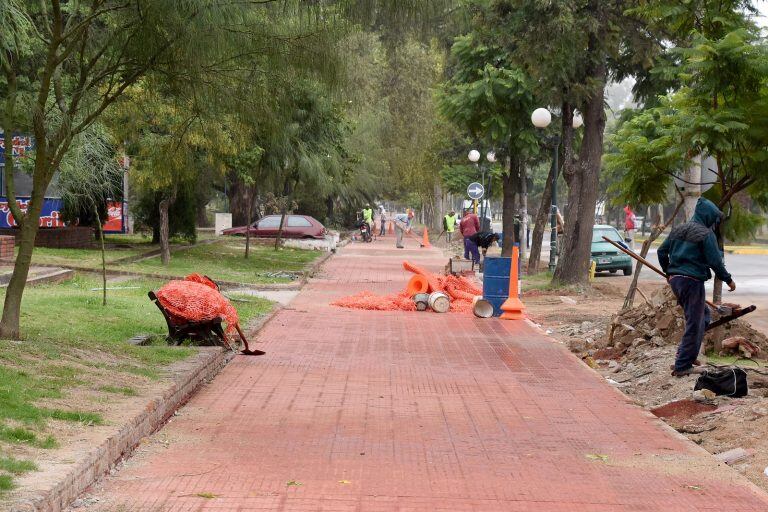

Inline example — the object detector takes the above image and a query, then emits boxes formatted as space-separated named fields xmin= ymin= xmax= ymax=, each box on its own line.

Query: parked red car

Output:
xmin=222 ymin=214 xmax=327 ymax=239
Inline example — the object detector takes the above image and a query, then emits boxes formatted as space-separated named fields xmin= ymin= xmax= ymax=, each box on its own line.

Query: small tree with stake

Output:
xmin=57 ymin=124 xmax=123 ymax=306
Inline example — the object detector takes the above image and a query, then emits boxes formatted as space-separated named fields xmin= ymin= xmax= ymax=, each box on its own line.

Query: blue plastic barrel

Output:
xmin=483 ymin=256 xmax=510 ymax=317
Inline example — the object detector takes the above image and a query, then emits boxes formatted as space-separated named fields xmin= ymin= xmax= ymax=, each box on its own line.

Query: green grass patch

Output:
xmin=120 ymin=240 xmax=320 ymax=284
xmin=0 ymin=474 xmax=13 ymax=491
xmin=0 ymin=274 xmax=272 ymax=459
xmin=27 ymin=246 xmax=151 ymax=269
xmin=0 ymin=426 xmax=56 ymax=448
xmin=99 ymin=385 xmax=138 ymax=396
xmin=0 ymin=456 xmax=37 ymax=474
xmin=704 ymin=353 xmax=763 ymax=367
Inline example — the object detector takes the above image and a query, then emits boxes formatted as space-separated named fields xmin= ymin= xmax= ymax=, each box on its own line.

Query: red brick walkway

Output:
xmin=82 ymin=239 xmax=768 ymax=511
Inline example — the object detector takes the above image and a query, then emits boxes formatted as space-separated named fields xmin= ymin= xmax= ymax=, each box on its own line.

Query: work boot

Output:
xmin=671 ymin=367 xmax=696 ymax=377
xmin=669 ymin=359 xmax=701 ymax=371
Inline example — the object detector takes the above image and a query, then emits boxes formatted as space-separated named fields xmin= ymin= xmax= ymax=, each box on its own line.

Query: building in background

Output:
xmin=0 ymin=132 xmax=127 ymax=233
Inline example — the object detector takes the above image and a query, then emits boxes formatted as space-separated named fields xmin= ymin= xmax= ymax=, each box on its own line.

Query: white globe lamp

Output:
xmin=572 ymin=112 xmax=584 ymax=129
xmin=531 ymin=108 xmax=552 ymax=129
xmin=486 ymin=151 xmax=496 ymax=163
xmin=468 ymin=149 xmax=481 ymax=163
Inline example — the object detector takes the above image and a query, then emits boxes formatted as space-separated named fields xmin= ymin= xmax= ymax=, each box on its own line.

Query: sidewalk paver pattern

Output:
xmin=82 ymin=239 xmax=768 ymax=511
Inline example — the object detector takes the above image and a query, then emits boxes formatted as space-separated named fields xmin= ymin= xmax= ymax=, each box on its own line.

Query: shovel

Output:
xmin=601 ymin=236 xmax=756 ymax=331
xmin=235 ymin=323 xmax=266 ymax=356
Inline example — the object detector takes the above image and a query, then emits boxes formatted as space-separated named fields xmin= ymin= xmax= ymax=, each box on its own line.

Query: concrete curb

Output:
xmin=9 ymin=347 xmax=231 ymax=512
xmin=724 ymin=247 xmax=768 ymax=255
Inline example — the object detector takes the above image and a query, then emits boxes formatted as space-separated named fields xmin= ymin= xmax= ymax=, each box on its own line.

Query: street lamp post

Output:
xmin=468 ymin=150 xmax=481 ymax=217
xmin=531 ymin=108 xmax=583 ymax=273
xmin=468 ymin=149 xmax=496 ymax=232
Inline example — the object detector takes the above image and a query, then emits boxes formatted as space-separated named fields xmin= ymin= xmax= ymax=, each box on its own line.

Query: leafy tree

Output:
xmin=485 ymin=0 xmax=663 ymax=285
xmin=437 ymin=31 xmax=537 ymax=257
xmin=57 ymin=124 xmax=123 ymax=306
xmin=0 ymin=0 xmax=260 ymax=338
xmin=607 ymin=6 xmax=768 ymax=301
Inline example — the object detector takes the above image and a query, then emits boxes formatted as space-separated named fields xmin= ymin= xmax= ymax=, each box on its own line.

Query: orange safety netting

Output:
xmin=156 ymin=274 xmax=239 ymax=334
xmin=332 ymin=261 xmax=481 ymax=313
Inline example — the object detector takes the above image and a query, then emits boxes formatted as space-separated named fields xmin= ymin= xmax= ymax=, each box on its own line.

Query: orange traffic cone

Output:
xmin=421 ymin=227 xmax=431 ymax=248
xmin=388 ymin=221 xmax=394 ymax=234
xmin=500 ymin=246 xmax=525 ymax=320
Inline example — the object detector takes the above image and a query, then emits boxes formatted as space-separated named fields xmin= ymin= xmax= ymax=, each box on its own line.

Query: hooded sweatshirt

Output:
xmin=657 ymin=198 xmax=732 ymax=283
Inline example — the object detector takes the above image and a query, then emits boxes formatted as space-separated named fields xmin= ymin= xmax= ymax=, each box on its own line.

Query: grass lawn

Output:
xmin=0 ymin=274 xmax=272 ymax=493
xmin=27 ymin=246 xmax=150 ymax=269
xmin=120 ymin=239 xmax=321 ymax=284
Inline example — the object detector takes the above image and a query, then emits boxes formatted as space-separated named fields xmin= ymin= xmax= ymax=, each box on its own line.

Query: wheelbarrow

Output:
xmin=148 ymin=291 xmax=265 ymax=356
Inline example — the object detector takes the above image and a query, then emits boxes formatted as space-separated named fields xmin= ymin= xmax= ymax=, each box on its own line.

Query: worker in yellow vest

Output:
xmin=443 ymin=210 xmax=458 ymax=243
xmin=362 ymin=204 xmax=374 ymax=236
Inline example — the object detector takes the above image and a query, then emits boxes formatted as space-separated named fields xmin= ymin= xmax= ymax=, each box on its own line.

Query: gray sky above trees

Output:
xmin=606 ymin=2 xmax=768 ymax=113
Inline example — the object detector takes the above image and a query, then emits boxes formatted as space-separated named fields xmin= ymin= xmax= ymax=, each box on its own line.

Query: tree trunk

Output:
xmin=528 ymin=162 xmax=555 ymax=274
xmin=159 ymin=197 xmax=172 ymax=265
xmin=93 ymin=204 xmax=108 ymax=306
xmin=553 ymin=64 xmax=607 ymax=285
xmin=325 ymin=196 xmax=334 ymax=225
xmin=245 ymin=186 xmax=253 ymax=259
xmin=520 ymin=165 xmax=528 ymax=262
xmin=0 ymin=200 xmax=45 ymax=339
xmin=682 ymin=154 xmax=702 ymax=221
xmin=226 ymin=175 xmax=251 ymax=226
xmin=274 ymin=210 xmax=287 ymax=250
xmin=501 ymin=157 xmax=519 ymax=257
xmin=713 ymin=224 xmax=724 ymax=303
xmin=623 ymin=198 xmax=684 ymax=309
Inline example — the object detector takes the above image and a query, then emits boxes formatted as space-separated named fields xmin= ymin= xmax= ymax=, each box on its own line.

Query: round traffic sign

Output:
xmin=467 ymin=182 xmax=485 ymax=200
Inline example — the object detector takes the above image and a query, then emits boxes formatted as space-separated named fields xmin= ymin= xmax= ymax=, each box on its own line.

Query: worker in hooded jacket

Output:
xmin=658 ymin=198 xmax=736 ymax=377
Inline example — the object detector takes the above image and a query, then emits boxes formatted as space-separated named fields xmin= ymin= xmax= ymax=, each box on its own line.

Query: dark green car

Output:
xmin=591 ymin=225 xmax=633 ymax=275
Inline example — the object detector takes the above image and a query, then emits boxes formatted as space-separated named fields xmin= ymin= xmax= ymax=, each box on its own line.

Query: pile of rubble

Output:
xmin=601 ymin=287 xmax=767 ymax=359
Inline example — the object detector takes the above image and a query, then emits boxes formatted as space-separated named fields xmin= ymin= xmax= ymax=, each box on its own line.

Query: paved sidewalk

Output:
xmin=80 ymin=238 xmax=768 ymax=511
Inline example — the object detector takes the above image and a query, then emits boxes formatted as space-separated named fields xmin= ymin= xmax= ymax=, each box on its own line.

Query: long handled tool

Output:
xmin=601 ymin=236 xmax=756 ymax=331
xmin=235 ymin=323 xmax=266 ymax=356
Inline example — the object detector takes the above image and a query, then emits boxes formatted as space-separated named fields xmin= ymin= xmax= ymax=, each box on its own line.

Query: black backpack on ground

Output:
xmin=694 ymin=367 xmax=748 ymax=398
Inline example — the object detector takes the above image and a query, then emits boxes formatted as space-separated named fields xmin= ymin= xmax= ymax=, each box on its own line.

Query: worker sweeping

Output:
xmin=658 ymin=198 xmax=736 ymax=377
xmin=393 ymin=209 xmax=413 ymax=249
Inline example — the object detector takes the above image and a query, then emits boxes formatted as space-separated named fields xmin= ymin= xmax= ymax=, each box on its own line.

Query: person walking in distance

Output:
xmin=443 ymin=210 xmax=458 ymax=244
xmin=658 ymin=198 xmax=736 ymax=377
xmin=379 ymin=206 xmax=387 ymax=237
xmin=459 ymin=209 xmax=480 ymax=262
xmin=624 ymin=205 xmax=637 ymax=250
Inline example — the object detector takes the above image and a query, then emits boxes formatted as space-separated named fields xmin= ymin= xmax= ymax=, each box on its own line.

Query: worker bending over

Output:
xmin=658 ymin=198 xmax=736 ymax=377
xmin=468 ymin=231 xmax=500 ymax=260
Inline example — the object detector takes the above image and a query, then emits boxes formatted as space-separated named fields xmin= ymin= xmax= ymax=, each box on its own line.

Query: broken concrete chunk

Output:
xmin=714 ymin=447 xmax=752 ymax=465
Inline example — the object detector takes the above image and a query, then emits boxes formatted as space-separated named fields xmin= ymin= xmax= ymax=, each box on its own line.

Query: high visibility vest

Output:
xmin=362 ymin=208 xmax=373 ymax=222
xmin=444 ymin=214 xmax=457 ymax=232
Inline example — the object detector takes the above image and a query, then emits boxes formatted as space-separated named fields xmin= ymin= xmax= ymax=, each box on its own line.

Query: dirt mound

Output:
xmin=603 ymin=287 xmax=767 ymax=358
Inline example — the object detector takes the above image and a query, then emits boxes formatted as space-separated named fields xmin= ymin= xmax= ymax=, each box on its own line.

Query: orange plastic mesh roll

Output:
xmin=332 ymin=261 xmax=480 ymax=313
xmin=405 ymin=275 xmax=429 ymax=295
xmin=155 ymin=274 xmax=239 ymax=334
